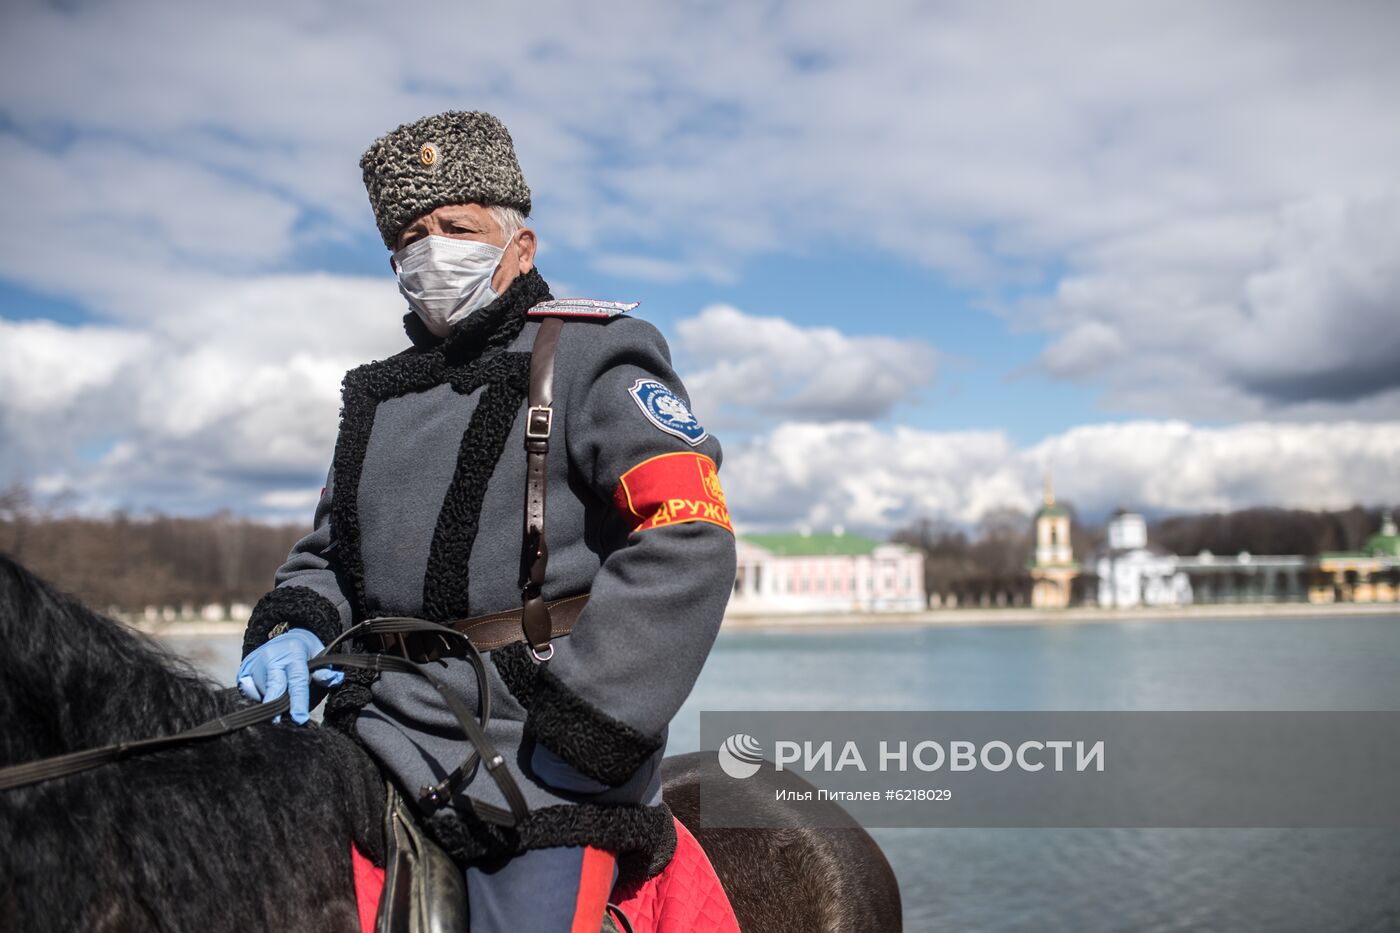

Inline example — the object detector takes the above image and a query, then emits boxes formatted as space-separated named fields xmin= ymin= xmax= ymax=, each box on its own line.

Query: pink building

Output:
xmin=729 ymin=530 xmax=926 ymax=615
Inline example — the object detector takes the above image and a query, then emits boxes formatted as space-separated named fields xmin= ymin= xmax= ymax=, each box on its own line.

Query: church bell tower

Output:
xmin=1031 ymin=473 xmax=1079 ymax=609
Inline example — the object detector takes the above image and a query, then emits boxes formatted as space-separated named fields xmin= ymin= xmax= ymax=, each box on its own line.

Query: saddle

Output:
xmin=360 ymin=781 xmax=468 ymax=933
xmin=351 ymin=783 xmax=740 ymax=933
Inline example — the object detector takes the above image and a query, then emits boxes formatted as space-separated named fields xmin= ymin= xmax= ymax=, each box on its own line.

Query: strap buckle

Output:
xmin=525 ymin=405 xmax=553 ymax=440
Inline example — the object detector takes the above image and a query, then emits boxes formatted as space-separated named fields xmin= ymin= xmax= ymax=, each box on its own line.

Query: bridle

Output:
xmin=0 ymin=617 xmax=530 ymax=828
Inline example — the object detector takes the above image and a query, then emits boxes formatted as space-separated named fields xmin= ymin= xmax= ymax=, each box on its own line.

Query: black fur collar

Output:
xmin=401 ymin=267 xmax=552 ymax=356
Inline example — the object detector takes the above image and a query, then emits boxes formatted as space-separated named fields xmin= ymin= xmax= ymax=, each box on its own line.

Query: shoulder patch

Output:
xmin=628 ymin=378 xmax=708 ymax=445
xmin=527 ymin=298 xmax=640 ymax=320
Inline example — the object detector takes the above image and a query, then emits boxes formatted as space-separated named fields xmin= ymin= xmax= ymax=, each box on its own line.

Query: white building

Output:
xmin=729 ymin=529 xmax=925 ymax=615
xmin=1175 ymin=551 xmax=1310 ymax=603
xmin=1094 ymin=509 xmax=1317 ymax=607
xmin=1107 ymin=511 xmax=1147 ymax=550
xmin=1095 ymin=510 xmax=1193 ymax=608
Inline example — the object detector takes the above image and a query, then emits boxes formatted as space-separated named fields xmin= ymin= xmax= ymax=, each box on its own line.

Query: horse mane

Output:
xmin=0 ymin=553 xmax=385 ymax=933
xmin=0 ymin=552 xmax=236 ymax=765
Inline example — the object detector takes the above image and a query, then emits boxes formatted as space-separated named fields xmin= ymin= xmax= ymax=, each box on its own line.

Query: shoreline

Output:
xmin=720 ymin=601 xmax=1400 ymax=631
xmin=137 ymin=600 xmax=1400 ymax=638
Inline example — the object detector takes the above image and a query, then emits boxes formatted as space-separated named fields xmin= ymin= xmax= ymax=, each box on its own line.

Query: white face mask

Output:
xmin=391 ymin=234 xmax=511 ymax=337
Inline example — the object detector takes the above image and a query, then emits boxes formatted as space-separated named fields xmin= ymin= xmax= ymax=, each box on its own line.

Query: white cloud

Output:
xmin=1034 ymin=191 xmax=1400 ymax=416
xmin=0 ymin=318 xmax=154 ymax=487
xmin=0 ymin=318 xmax=151 ymax=417
xmin=2 ymin=0 xmax=1399 ymax=514
xmin=676 ymin=305 xmax=937 ymax=426
xmin=0 ymin=275 xmax=406 ymax=515
xmin=256 ymin=488 xmax=322 ymax=512
xmin=6 ymin=291 xmax=1395 ymax=527
xmin=1027 ymin=420 xmax=1400 ymax=516
xmin=721 ymin=419 xmax=1400 ymax=533
xmin=4 ymin=1 xmax=1397 ymax=297
xmin=722 ymin=421 xmax=1024 ymax=530
xmin=0 ymin=134 xmax=299 ymax=320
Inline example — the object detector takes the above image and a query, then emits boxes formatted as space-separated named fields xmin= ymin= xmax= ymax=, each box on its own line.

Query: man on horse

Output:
xmin=235 ymin=110 xmax=737 ymax=932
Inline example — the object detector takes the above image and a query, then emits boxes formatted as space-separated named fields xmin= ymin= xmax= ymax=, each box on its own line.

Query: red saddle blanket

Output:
xmin=350 ymin=816 xmax=741 ymax=933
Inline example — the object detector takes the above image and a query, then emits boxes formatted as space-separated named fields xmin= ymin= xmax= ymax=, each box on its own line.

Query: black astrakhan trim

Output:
xmin=320 ymin=270 xmax=551 ymax=727
xmin=322 ymin=671 xmax=377 ymax=740
xmin=241 ymin=584 xmax=343 ymax=658
xmin=640 ymin=811 xmax=678 ymax=880
xmin=332 ymin=268 xmax=551 ymax=622
xmin=491 ymin=642 xmax=666 ymax=787
xmin=402 ymin=306 xmax=437 ymax=348
xmin=421 ymin=356 xmax=529 ymax=620
xmin=489 ymin=640 xmax=539 ymax=705
xmin=528 ymin=665 xmax=667 ymax=786
xmin=424 ymin=799 xmax=676 ymax=886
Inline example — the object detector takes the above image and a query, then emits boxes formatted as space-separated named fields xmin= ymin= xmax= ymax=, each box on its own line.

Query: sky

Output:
xmin=1 ymin=0 xmax=1397 ymax=534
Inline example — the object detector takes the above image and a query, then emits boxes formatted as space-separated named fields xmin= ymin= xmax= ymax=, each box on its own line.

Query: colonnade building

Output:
xmin=1045 ymin=506 xmax=1398 ymax=609
xmin=728 ymin=528 xmax=926 ymax=615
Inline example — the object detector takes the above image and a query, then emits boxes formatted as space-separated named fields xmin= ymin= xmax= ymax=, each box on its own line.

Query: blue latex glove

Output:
xmin=236 ymin=628 xmax=344 ymax=724
xmin=530 ymin=743 xmax=610 ymax=794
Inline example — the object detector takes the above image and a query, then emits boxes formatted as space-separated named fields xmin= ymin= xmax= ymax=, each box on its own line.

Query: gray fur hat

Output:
xmin=359 ymin=110 xmax=532 ymax=249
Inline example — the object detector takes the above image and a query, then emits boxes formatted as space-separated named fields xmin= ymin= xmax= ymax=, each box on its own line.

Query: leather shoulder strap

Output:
xmin=520 ymin=315 xmax=563 ymax=658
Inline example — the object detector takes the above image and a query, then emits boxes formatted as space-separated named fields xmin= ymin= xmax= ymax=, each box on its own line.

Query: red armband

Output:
xmin=612 ymin=452 xmax=734 ymax=534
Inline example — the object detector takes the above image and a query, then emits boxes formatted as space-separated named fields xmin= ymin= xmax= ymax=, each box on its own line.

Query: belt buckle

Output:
xmin=525 ymin=405 xmax=553 ymax=440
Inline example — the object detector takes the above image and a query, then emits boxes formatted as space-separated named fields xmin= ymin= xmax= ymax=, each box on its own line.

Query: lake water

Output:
xmin=167 ymin=614 xmax=1400 ymax=932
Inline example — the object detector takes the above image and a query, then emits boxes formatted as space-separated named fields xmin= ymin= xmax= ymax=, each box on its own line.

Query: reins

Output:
xmin=2 ymin=316 xmax=577 ymax=825
xmin=0 ymin=617 xmax=531 ymax=828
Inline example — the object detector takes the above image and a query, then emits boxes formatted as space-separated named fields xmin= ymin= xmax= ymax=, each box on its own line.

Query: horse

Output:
xmin=0 ymin=553 xmax=902 ymax=932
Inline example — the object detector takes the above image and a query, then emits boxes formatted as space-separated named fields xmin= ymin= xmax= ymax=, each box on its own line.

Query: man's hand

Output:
xmin=236 ymin=628 xmax=344 ymax=724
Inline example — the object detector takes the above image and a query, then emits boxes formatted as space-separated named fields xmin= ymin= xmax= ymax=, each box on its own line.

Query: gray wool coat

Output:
xmin=241 ymin=267 xmax=737 ymax=877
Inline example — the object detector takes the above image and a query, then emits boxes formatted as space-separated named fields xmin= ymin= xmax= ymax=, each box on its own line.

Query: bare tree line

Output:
xmin=1151 ymin=505 xmax=1385 ymax=558
xmin=0 ymin=484 xmax=305 ymax=614
xmin=3 ymin=480 xmax=1394 ymax=615
xmin=894 ymin=504 xmax=1396 ymax=607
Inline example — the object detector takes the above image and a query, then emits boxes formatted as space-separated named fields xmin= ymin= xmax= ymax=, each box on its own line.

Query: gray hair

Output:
xmin=488 ymin=204 xmax=526 ymax=246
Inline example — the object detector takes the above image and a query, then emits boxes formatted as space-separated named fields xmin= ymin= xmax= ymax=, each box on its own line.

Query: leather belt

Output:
xmin=369 ymin=593 xmax=588 ymax=663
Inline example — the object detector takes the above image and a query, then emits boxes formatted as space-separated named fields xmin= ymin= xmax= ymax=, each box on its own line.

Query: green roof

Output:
xmin=1323 ymin=534 xmax=1400 ymax=562
xmin=740 ymin=532 xmax=883 ymax=556
xmin=1320 ymin=551 xmax=1384 ymax=561
xmin=1363 ymin=533 xmax=1400 ymax=558
xmin=1036 ymin=503 xmax=1069 ymax=519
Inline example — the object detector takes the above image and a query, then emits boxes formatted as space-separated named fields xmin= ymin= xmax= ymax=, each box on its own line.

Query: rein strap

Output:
xmin=0 ymin=618 xmax=530 ymax=827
